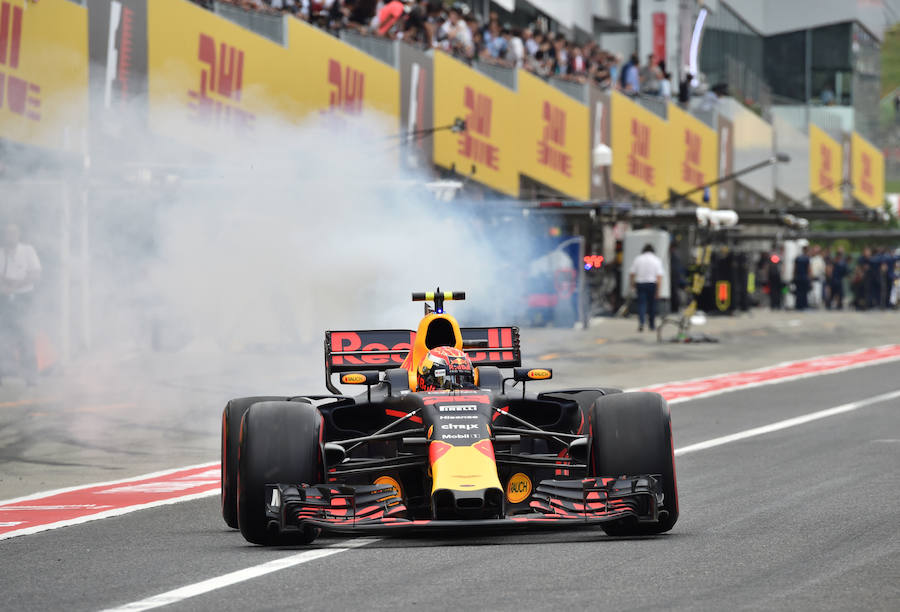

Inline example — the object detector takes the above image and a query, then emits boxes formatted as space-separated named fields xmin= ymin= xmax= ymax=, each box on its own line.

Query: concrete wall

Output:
xmin=724 ymin=0 xmax=897 ymax=40
xmin=719 ymin=97 xmax=775 ymax=201
xmin=772 ymin=114 xmax=810 ymax=205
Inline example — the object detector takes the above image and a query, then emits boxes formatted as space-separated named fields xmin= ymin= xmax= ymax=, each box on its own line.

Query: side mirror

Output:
xmin=340 ymin=371 xmax=380 ymax=385
xmin=339 ymin=371 xmax=380 ymax=402
xmin=503 ymin=368 xmax=552 ymax=396
xmin=512 ymin=367 xmax=552 ymax=382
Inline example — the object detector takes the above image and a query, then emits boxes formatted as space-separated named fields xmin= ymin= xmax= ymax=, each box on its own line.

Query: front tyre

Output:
xmin=237 ymin=401 xmax=323 ymax=545
xmin=221 ymin=396 xmax=289 ymax=528
xmin=589 ymin=391 xmax=678 ymax=535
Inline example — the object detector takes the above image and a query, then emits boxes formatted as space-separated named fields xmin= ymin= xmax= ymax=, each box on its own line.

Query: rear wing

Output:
xmin=324 ymin=327 xmax=521 ymax=391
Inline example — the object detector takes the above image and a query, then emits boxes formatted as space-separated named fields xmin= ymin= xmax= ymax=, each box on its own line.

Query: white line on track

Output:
xmin=99 ymin=538 xmax=379 ymax=612
xmin=100 ymin=388 xmax=900 ymax=611
xmin=674 ymin=389 xmax=900 ymax=456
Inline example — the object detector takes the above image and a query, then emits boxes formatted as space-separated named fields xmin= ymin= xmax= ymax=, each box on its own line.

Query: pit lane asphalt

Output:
xmin=1 ymin=309 xmax=897 ymax=500
xmin=1 ymin=359 xmax=897 ymax=611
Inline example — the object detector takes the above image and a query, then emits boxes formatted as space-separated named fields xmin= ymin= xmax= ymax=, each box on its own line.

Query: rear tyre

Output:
xmin=237 ymin=401 xmax=322 ymax=545
xmin=589 ymin=391 xmax=678 ymax=535
xmin=221 ymin=396 xmax=290 ymax=528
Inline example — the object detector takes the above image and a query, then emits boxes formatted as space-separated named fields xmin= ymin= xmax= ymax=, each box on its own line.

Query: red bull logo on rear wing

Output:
xmin=325 ymin=327 xmax=520 ymax=373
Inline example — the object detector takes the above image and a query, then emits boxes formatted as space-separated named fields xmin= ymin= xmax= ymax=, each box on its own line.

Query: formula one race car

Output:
xmin=221 ymin=290 xmax=678 ymax=545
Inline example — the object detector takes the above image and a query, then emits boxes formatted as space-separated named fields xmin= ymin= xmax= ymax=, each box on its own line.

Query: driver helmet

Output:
xmin=417 ymin=346 xmax=476 ymax=391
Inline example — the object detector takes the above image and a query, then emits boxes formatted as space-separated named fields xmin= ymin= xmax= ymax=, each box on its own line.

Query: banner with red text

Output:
xmin=516 ymin=70 xmax=589 ymax=200
xmin=433 ymin=51 xmax=518 ymax=196
xmin=610 ymin=92 xmax=668 ymax=204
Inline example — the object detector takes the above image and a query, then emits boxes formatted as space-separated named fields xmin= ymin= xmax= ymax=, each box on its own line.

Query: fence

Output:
xmin=213 ymin=1 xmax=285 ymax=45
xmin=339 ymin=30 xmax=398 ymax=68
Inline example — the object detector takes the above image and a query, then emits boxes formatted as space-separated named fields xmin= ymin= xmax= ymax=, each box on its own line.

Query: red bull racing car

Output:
xmin=221 ymin=290 xmax=678 ymax=545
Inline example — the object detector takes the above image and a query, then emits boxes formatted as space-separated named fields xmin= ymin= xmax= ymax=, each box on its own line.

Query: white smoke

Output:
xmin=0 ymin=83 xmax=542 ymax=487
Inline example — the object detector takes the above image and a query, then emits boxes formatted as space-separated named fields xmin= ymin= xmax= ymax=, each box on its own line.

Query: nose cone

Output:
xmin=430 ymin=442 xmax=503 ymax=519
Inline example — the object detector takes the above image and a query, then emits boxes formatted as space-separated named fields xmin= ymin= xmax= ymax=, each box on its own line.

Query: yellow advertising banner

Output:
xmin=851 ymin=132 xmax=885 ymax=209
xmin=667 ymin=103 xmax=717 ymax=208
xmin=433 ymin=51 xmax=517 ymax=196
xmin=516 ymin=70 xmax=589 ymax=200
xmin=147 ymin=0 xmax=295 ymax=146
xmin=287 ymin=19 xmax=398 ymax=121
xmin=0 ymin=0 xmax=88 ymax=153
xmin=610 ymin=92 xmax=667 ymax=204
xmin=808 ymin=124 xmax=842 ymax=210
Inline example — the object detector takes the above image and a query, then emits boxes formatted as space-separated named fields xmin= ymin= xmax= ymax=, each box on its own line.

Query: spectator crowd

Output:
xmin=195 ymin=0 xmax=695 ymax=100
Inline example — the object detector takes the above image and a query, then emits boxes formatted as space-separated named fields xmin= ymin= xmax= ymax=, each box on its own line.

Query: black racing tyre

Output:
xmin=221 ymin=396 xmax=289 ymax=529
xmin=237 ymin=401 xmax=323 ymax=545
xmin=589 ymin=391 xmax=679 ymax=536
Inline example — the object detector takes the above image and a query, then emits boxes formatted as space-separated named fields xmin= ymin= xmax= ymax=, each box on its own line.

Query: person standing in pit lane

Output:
xmin=0 ymin=223 xmax=42 ymax=385
xmin=827 ymin=248 xmax=848 ymax=310
xmin=809 ymin=245 xmax=825 ymax=309
xmin=629 ymin=243 xmax=664 ymax=332
xmin=793 ymin=245 xmax=811 ymax=311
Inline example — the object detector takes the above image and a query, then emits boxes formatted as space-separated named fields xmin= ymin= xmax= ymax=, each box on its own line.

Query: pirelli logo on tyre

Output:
xmin=506 ymin=472 xmax=532 ymax=503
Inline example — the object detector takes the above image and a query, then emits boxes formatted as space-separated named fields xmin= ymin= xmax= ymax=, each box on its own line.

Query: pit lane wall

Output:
xmin=0 ymin=0 xmax=886 ymax=211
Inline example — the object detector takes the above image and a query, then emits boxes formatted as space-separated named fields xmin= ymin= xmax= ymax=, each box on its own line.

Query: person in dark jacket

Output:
xmin=828 ymin=248 xmax=847 ymax=310
xmin=859 ymin=247 xmax=874 ymax=310
xmin=768 ymin=254 xmax=783 ymax=310
xmin=793 ymin=246 xmax=811 ymax=310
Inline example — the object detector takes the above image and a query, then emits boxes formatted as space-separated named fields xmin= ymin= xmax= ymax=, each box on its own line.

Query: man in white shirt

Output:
xmin=1 ymin=223 xmax=42 ymax=384
xmin=629 ymin=243 xmax=664 ymax=332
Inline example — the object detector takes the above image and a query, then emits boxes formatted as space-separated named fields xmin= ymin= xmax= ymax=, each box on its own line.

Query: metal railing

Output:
xmin=687 ymin=100 xmax=717 ymax=128
xmin=472 ymin=60 xmax=516 ymax=90
xmin=636 ymin=94 xmax=668 ymax=120
xmin=548 ymin=77 xmax=588 ymax=104
xmin=725 ymin=55 xmax=772 ymax=119
xmin=339 ymin=30 xmax=397 ymax=68
xmin=213 ymin=2 xmax=285 ymax=46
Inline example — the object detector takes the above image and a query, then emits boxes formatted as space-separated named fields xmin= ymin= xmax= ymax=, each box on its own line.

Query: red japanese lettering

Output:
xmin=188 ymin=33 xmax=254 ymax=134
xmin=861 ymin=154 xmax=873 ymax=196
xmin=0 ymin=3 xmax=37 ymax=122
xmin=537 ymin=102 xmax=571 ymax=176
xmin=627 ymin=119 xmax=655 ymax=186
xmin=0 ymin=3 xmax=21 ymax=69
xmin=464 ymin=87 xmax=492 ymax=137
xmin=327 ymin=59 xmax=365 ymax=114
xmin=818 ymin=145 xmax=833 ymax=191
xmin=458 ymin=87 xmax=499 ymax=169
xmin=685 ymin=130 xmax=701 ymax=165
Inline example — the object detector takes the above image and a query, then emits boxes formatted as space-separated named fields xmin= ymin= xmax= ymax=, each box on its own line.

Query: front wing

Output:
xmin=265 ymin=475 xmax=663 ymax=535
